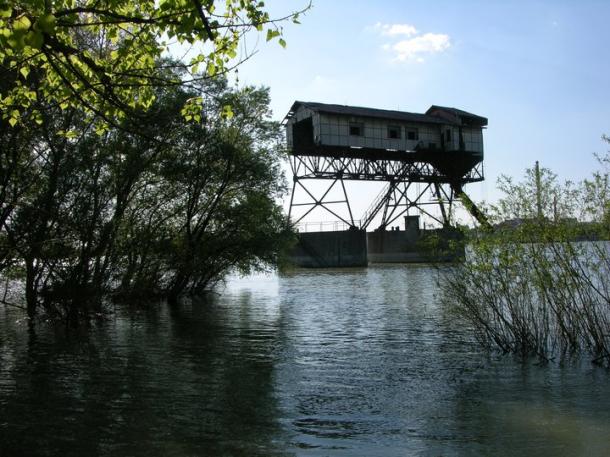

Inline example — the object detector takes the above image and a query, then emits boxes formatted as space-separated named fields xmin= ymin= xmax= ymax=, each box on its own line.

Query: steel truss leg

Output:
xmin=288 ymin=177 xmax=356 ymax=228
xmin=288 ymin=154 xmax=491 ymax=230
xmin=450 ymin=183 xmax=492 ymax=230
xmin=434 ymin=183 xmax=450 ymax=227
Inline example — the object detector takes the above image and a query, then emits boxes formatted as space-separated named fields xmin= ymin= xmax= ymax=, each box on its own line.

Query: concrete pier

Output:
xmin=367 ymin=215 xmax=424 ymax=263
xmin=368 ymin=216 xmax=464 ymax=263
xmin=289 ymin=217 xmax=463 ymax=268
xmin=291 ymin=229 xmax=368 ymax=268
xmin=367 ymin=231 xmax=424 ymax=263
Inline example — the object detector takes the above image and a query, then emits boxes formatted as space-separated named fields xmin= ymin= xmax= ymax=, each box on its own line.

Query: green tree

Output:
xmin=491 ymin=164 xmax=580 ymax=224
xmin=0 ymin=0 xmax=308 ymax=128
xmin=118 ymin=82 xmax=293 ymax=302
xmin=0 ymin=73 xmax=294 ymax=324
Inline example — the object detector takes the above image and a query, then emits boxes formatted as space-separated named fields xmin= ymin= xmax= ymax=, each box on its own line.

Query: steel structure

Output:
xmin=285 ymin=102 xmax=491 ymax=230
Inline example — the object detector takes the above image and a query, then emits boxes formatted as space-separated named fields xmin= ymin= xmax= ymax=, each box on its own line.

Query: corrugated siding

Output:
xmin=462 ymin=127 xmax=483 ymax=153
xmin=286 ymin=121 xmax=292 ymax=147
xmin=318 ymin=113 xmax=442 ymax=150
xmin=288 ymin=110 xmax=485 ymax=154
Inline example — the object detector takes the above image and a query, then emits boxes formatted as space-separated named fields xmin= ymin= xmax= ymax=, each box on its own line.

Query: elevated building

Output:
xmin=284 ymin=101 xmax=490 ymax=267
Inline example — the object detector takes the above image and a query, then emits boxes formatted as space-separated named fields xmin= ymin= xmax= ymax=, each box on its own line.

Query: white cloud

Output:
xmin=375 ymin=22 xmax=418 ymax=37
xmin=392 ymin=33 xmax=451 ymax=61
xmin=373 ymin=23 xmax=451 ymax=62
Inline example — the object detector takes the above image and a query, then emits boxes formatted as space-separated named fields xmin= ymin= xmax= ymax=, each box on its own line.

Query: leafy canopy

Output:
xmin=0 ymin=0 xmax=306 ymax=129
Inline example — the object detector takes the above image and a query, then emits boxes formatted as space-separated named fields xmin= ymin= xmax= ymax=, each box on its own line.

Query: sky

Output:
xmin=231 ymin=0 xmax=610 ymax=227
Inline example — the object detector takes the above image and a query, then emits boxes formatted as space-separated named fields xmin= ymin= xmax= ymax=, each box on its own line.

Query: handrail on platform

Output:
xmin=294 ymin=220 xmax=362 ymax=233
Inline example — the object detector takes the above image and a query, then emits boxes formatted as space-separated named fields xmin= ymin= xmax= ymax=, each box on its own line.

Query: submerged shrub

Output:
xmin=442 ymin=148 xmax=610 ymax=365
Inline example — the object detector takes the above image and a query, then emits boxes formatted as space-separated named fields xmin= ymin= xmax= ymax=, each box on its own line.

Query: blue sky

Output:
xmin=234 ymin=0 xmax=610 ymax=224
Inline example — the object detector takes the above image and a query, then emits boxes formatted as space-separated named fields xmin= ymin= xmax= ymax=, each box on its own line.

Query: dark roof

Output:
xmin=426 ymin=105 xmax=488 ymax=126
xmin=287 ymin=101 xmax=447 ymax=125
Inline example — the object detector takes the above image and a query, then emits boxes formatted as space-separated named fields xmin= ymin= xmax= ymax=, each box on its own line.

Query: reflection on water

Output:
xmin=1 ymin=265 xmax=609 ymax=456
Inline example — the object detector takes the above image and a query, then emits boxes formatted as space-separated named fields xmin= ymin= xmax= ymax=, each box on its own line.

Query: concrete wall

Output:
xmin=290 ymin=229 xmax=368 ymax=268
xmin=367 ymin=226 xmax=465 ymax=263
xmin=290 ymin=227 xmax=463 ymax=267
xmin=367 ymin=229 xmax=427 ymax=263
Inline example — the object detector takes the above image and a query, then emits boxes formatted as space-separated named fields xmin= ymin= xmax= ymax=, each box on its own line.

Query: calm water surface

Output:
xmin=1 ymin=265 xmax=609 ymax=456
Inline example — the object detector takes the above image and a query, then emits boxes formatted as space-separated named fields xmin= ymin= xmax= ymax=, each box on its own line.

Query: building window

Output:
xmin=387 ymin=125 xmax=401 ymax=139
xmin=428 ymin=142 xmax=437 ymax=149
xmin=406 ymin=129 xmax=418 ymax=141
xmin=445 ymin=129 xmax=452 ymax=143
xmin=349 ymin=122 xmax=364 ymax=136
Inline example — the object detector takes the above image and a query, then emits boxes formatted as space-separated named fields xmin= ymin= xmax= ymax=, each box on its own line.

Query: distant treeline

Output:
xmin=0 ymin=74 xmax=294 ymax=325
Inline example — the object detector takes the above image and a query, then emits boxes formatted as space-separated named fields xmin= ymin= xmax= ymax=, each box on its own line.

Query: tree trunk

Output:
xmin=25 ymin=257 xmax=37 ymax=319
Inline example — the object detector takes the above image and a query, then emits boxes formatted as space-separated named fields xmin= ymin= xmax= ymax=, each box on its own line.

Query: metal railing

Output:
xmin=294 ymin=220 xmax=362 ymax=233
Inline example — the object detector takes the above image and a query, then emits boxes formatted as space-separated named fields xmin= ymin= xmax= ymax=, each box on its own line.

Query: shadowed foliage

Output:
xmin=0 ymin=73 xmax=295 ymax=325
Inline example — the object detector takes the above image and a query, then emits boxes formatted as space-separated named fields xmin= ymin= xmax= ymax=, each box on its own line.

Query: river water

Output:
xmin=1 ymin=265 xmax=609 ymax=456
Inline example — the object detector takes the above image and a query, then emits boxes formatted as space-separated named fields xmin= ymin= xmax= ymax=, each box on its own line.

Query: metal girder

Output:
xmin=290 ymin=155 xmax=484 ymax=184
xmin=362 ymin=182 xmax=451 ymax=230
xmin=288 ymin=154 xmax=488 ymax=230
xmin=288 ymin=176 xmax=355 ymax=227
